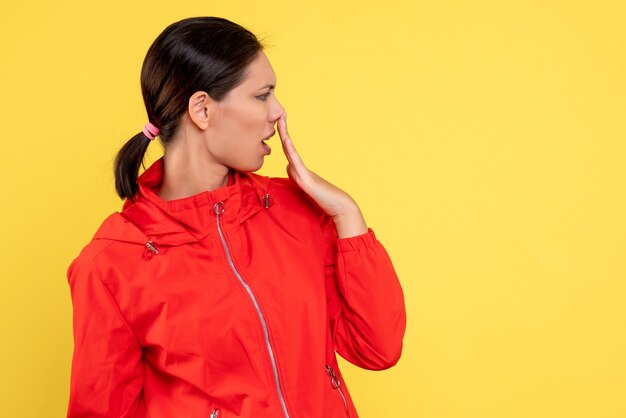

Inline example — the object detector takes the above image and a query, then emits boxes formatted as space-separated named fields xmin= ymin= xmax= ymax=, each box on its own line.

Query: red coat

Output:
xmin=67 ymin=156 xmax=406 ymax=418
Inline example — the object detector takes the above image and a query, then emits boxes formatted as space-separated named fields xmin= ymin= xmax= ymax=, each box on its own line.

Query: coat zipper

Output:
xmin=210 ymin=408 xmax=219 ymax=418
xmin=326 ymin=364 xmax=350 ymax=418
xmin=213 ymin=201 xmax=291 ymax=418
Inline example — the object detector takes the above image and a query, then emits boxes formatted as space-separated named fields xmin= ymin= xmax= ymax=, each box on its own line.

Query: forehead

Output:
xmin=240 ymin=51 xmax=276 ymax=87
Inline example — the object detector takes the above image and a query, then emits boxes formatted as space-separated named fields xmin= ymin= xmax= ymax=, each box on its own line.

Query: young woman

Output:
xmin=66 ymin=16 xmax=406 ymax=418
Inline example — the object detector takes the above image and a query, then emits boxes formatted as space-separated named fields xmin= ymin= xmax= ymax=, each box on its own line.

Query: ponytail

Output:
xmin=114 ymin=132 xmax=152 ymax=201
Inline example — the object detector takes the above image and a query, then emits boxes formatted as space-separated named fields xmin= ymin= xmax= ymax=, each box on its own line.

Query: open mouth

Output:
xmin=261 ymin=131 xmax=274 ymax=155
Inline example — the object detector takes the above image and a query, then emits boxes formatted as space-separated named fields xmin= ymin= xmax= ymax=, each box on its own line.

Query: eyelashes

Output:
xmin=256 ymin=92 xmax=271 ymax=101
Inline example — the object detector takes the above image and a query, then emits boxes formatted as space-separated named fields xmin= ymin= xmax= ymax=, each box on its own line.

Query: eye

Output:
xmin=256 ymin=93 xmax=271 ymax=101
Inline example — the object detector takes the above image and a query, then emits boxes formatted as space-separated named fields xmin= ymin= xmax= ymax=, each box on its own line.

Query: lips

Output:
xmin=262 ymin=130 xmax=276 ymax=141
xmin=261 ymin=130 xmax=274 ymax=156
xmin=261 ymin=140 xmax=272 ymax=155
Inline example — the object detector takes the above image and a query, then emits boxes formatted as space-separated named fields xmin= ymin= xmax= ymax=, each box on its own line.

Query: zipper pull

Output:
xmin=326 ymin=364 xmax=351 ymax=417
xmin=326 ymin=364 xmax=341 ymax=388
xmin=263 ymin=193 xmax=270 ymax=209
xmin=145 ymin=241 xmax=159 ymax=255
xmin=213 ymin=201 xmax=225 ymax=215
xmin=210 ymin=408 xmax=220 ymax=418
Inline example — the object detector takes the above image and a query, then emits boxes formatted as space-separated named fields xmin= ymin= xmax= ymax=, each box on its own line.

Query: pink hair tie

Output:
xmin=143 ymin=122 xmax=160 ymax=140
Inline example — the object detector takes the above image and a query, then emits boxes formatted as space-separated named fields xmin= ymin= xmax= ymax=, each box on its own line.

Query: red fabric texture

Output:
xmin=66 ymin=156 xmax=406 ymax=418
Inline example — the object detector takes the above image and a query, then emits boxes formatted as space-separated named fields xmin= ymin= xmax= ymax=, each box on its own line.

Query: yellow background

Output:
xmin=1 ymin=1 xmax=625 ymax=417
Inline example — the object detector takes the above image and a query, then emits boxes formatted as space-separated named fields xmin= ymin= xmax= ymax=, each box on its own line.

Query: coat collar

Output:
xmin=93 ymin=156 xmax=271 ymax=248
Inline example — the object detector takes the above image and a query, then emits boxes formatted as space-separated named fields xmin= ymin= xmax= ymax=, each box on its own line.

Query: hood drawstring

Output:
xmin=264 ymin=193 xmax=271 ymax=209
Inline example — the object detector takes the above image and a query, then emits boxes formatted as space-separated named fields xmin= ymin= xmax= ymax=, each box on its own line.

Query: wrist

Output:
xmin=332 ymin=204 xmax=368 ymax=239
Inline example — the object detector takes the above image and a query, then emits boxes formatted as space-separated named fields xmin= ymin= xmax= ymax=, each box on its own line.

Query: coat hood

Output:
xmin=91 ymin=156 xmax=272 ymax=251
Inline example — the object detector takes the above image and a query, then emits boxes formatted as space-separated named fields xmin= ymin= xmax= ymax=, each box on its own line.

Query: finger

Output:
xmin=279 ymin=128 xmax=295 ymax=167
xmin=278 ymin=114 xmax=307 ymax=171
xmin=277 ymin=113 xmax=294 ymax=163
xmin=277 ymin=113 xmax=293 ymax=150
xmin=277 ymin=114 xmax=313 ymax=190
xmin=286 ymin=163 xmax=300 ymax=183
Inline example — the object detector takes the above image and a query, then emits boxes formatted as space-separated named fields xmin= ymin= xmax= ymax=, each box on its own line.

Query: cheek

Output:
xmin=225 ymin=103 xmax=265 ymax=135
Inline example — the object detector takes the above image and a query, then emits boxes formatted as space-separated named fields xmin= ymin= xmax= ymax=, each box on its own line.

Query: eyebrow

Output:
xmin=259 ymin=83 xmax=275 ymax=91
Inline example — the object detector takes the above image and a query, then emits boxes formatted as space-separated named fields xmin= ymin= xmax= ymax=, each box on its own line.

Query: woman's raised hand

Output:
xmin=277 ymin=112 xmax=368 ymax=238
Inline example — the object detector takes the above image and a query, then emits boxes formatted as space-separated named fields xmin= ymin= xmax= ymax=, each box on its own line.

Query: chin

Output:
xmin=231 ymin=160 xmax=264 ymax=173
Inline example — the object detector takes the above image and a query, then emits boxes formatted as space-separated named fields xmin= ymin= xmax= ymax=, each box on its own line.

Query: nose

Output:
xmin=270 ymin=95 xmax=285 ymax=123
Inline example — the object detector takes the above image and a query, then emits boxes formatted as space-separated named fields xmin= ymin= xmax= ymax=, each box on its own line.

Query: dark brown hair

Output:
xmin=114 ymin=16 xmax=265 ymax=201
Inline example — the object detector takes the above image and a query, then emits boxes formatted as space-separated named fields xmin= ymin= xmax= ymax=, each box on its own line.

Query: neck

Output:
xmin=156 ymin=144 xmax=230 ymax=202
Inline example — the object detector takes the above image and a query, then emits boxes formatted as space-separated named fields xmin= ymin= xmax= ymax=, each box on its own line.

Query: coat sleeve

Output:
xmin=66 ymin=258 xmax=144 ymax=418
xmin=322 ymin=214 xmax=407 ymax=370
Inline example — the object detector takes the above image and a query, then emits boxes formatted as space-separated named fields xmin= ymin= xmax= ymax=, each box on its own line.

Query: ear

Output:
xmin=188 ymin=91 xmax=216 ymax=131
